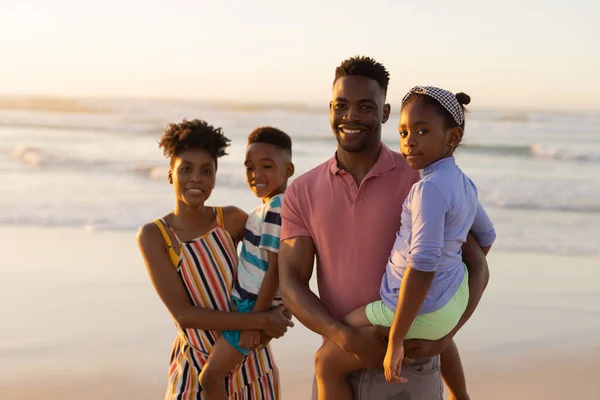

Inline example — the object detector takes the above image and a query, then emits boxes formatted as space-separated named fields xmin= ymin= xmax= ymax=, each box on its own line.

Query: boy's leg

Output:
xmin=440 ymin=339 xmax=470 ymax=400
xmin=199 ymin=336 xmax=246 ymax=400
xmin=314 ymin=339 xmax=367 ymax=400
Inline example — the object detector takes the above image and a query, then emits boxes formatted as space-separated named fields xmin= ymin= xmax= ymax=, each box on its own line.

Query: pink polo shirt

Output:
xmin=280 ymin=144 xmax=420 ymax=319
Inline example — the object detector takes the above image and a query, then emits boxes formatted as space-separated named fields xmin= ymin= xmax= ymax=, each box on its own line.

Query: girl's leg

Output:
xmin=199 ymin=336 xmax=246 ymax=400
xmin=314 ymin=306 xmax=373 ymax=400
xmin=314 ymin=339 xmax=367 ymax=400
xmin=440 ymin=339 xmax=470 ymax=400
xmin=342 ymin=305 xmax=371 ymax=327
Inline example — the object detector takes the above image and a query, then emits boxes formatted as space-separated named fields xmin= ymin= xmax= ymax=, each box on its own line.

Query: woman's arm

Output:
xmin=137 ymin=222 xmax=290 ymax=334
xmin=221 ymin=206 xmax=248 ymax=243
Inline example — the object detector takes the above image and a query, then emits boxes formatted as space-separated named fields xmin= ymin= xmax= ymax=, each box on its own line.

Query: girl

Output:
xmin=137 ymin=119 xmax=292 ymax=399
xmin=315 ymin=87 xmax=496 ymax=400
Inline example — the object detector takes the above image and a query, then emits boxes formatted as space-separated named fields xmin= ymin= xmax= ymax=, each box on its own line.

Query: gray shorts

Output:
xmin=311 ymin=356 xmax=442 ymax=400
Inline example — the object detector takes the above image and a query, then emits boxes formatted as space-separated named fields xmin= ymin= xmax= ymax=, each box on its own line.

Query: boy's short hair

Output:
xmin=247 ymin=126 xmax=292 ymax=156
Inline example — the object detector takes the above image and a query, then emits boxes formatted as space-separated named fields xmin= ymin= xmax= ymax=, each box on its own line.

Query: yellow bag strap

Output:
xmin=153 ymin=219 xmax=173 ymax=248
xmin=215 ymin=206 xmax=224 ymax=226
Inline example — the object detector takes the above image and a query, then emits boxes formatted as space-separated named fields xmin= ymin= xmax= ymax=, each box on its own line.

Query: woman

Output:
xmin=137 ymin=119 xmax=292 ymax=399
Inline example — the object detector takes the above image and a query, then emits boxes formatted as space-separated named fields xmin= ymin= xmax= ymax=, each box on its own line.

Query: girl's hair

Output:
xmin=158 ymin=119 xmax=231 ymax=169
xmin=404 ymin=92 xmax=471 ymax=130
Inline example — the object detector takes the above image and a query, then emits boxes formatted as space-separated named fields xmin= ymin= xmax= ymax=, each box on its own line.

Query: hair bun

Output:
xmin=455 ymin=92 xmax=471 ymax=106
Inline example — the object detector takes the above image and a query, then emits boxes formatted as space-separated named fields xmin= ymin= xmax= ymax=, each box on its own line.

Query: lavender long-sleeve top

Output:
xmin=380 ymin=156 xmax=496 ymax=315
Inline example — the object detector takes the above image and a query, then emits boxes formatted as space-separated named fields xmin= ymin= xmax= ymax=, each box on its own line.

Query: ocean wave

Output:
xmin=477 ymin=111 xmax=532 ymax=123
xmin=8 ymin=147 xmax=250 ymax=186
xmin=457 ymin=143 xmax=600 ymax=162
xmin=0 ymin=119 xmax=161 ymax=136
xmin=0 ymin=96 xmax=111 ymax=114
xmin=8 ymin=146 xmax=172 ymax=178
xmin=9 ymin=146 xmax=111 ymax=169
xmin=486 ymin=201 xmax=600 ymax=215
xmin=206 ymin=100 xmax=323 ymax=115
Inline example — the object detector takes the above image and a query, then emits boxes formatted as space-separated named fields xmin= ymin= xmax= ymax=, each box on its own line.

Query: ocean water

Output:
xmin=1 ymin=97 xmax=599 ymax=258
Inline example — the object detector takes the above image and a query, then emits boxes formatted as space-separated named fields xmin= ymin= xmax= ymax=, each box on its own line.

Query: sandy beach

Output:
xmin=1 ymin=225 xmax=599 ymax=399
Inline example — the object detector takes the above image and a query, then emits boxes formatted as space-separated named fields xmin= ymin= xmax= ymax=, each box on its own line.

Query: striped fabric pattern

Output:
xmin=232 ymin=194 xmax=283 ymax=303
xmin=154 ymin=207 xmax=280 ymax=400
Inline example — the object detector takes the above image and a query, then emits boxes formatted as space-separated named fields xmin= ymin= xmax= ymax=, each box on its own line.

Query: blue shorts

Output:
xmin=221 ymin=298 xmax=256 ymax=356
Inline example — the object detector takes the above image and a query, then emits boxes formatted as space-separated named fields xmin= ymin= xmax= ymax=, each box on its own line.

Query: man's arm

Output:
xmin=404 ymin=233 xmax=489 ymax=358
xmin=449 ymin=232 xmax=490 ymax=336
xmin=279 ymin=236 xmax=390 ymax=366
xmin=279 ymin=236 xmax=344 ymax=339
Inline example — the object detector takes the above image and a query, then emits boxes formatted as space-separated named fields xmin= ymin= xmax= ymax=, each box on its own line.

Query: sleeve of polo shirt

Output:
xmin=280 ymin=182 xmax=311 ymax=241
xmin=470 ymin=202 xmax=497 ymax=247
xmin=406 ymin=181 xmax=449 ymax=272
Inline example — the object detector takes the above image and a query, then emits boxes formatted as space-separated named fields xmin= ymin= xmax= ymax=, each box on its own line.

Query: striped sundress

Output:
xmin=153 ymin=207 xmax=280 ymax=400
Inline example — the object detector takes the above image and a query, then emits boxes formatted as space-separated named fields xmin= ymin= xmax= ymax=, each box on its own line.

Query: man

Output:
xmin=279 ymin=56 xmax=489 ymax=399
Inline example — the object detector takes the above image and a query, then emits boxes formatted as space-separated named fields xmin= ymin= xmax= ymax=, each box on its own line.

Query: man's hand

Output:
xmin=239 ymin=330 xmax=262 ymax=349
xmin=403 ymin=334 xmax=451 ymax=360
xmin=334 ymin=325 xmax=389 ymax=369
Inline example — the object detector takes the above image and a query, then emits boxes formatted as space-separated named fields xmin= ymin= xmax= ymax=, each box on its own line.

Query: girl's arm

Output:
xmin=390 ymin=181 xmax=448 ymax=343
xmin=136 ymin=222 xmax=290 ymax=334
xmin=388 ymin=267 xmax=435 ymax=343
xmin=470 ymin=202 xmax=496 ymax=255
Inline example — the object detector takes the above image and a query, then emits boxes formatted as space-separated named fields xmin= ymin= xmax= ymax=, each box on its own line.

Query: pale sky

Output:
xmin=1 ymin=0 xmax=599 ymax=110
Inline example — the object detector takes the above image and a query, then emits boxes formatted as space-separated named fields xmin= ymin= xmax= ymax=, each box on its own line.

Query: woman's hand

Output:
xmin=383 ymin=340 xmax=408 ymax=384
xmin=261 ymin=305 xmax=294 ymax=338
xmin=259 ymin=331 xmax=273 ymax=346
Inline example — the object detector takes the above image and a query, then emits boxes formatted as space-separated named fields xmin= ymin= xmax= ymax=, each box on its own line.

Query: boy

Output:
xmin=198 ymin=126 xmax=295 ymax=400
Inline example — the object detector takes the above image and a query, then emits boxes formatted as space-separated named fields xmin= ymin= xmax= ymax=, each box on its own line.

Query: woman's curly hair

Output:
xmin=158 ymin=119 xmax=231 ymax=169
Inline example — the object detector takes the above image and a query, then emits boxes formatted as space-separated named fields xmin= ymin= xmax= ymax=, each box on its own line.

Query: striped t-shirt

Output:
xmin=232 ymin=194 xmax=283 ymax=303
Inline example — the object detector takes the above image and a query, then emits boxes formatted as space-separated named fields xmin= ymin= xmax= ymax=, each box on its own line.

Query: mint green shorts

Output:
xmin=365 ymin=266 xmax=469 ymax=340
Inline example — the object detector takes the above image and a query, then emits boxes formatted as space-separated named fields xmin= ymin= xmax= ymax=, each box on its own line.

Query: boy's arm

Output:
xmin=251 ymin=251 xmax=280 ymax=312
xmin=240 ymin=199 xmax=284 ymax=348
xmin=252 ymin=196 xmax=284 ymax=313
xmin=239 ymin=251 xmax=281 ymax=349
